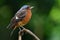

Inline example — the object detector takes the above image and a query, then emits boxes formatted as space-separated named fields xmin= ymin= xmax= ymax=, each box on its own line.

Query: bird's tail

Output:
xmin=7 ymin=23 xmax=16 ymax=37
xmin=6 ymin=23 xmax=11 ymax=29
xmin=10 ymin=26 xmax=17 ymax=37
xmin=7 ymin=23 xmax=15 ymax=29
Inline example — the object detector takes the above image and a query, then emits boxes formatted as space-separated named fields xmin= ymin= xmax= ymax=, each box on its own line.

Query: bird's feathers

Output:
xmin=7 ymin=10 xmax=27 ymax=29
xmin=20 ymin=5 xmax=29 ymax=10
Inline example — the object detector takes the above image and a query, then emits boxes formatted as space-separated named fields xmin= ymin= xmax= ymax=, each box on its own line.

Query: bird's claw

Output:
xmin=19 ymin=27 xmax=25 ymax=36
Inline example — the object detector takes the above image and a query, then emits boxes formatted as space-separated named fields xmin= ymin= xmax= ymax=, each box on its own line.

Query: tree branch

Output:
xmin=18 ymin=34 xmax=22 ymax=40
xmin=18 ymin=30 xmax=23 ymax=40
xmin=18 ymin=27 xmax=40 ymax=40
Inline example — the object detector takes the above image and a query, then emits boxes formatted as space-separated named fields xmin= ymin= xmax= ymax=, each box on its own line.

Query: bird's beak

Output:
xmin=30 ymin=6 xmax=34 ymax=9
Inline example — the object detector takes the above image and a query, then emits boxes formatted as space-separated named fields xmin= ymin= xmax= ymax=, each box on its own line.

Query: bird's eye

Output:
xmin=25 ymin=7 xmax=29 ymax=9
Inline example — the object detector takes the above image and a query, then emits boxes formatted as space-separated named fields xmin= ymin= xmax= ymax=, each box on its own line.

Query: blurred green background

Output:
xmin=0 ymin=0 xmax=60 ymax=40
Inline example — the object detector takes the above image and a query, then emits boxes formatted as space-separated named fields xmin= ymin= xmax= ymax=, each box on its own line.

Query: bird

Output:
xmin=7 ymin=5 xmax=34 ymax=36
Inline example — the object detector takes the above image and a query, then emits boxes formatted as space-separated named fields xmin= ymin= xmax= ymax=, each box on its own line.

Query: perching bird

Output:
xmin=7 ymin=5 xmax=34 ymax=36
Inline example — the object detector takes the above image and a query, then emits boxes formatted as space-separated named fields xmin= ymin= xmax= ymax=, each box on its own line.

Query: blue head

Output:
xmin=20 ymin=5 xmax=34 ymax=10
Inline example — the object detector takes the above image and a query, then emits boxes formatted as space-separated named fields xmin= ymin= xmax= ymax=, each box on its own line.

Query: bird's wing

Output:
xmin=15 ymin=10 xmax=27 ymax=22
xmin=7 ymin=10 xmax=27 ymax=29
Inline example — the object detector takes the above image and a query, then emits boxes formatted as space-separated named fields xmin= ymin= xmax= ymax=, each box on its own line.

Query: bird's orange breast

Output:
xmin=18 ymin=10 xmax=32 ymax=27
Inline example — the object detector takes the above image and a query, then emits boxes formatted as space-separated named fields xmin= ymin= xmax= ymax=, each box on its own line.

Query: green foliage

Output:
xmin=0 ymin=0 xmax=60 ymax=40
xmin=50 ymin=7 xmax=60 ymax=23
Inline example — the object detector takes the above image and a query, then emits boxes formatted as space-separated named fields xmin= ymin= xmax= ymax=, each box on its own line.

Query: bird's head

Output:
xmin=20 ymin=5 xmax=34 ymax=10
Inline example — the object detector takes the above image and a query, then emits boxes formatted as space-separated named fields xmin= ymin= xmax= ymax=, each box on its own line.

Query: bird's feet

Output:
xmin=19 ymin=27 xmax=25 ymax=36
